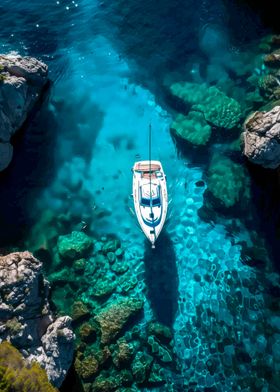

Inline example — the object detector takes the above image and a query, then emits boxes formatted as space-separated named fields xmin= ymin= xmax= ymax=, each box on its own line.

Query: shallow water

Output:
xmin=1 ymin=0 xmax=280 ymax=390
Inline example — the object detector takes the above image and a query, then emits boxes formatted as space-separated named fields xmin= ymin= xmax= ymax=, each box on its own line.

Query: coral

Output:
xmin=207 ymin=154 xmax=250 ymax=208
xmin=170 ymin=81 xmax=242 ymax=129
xmin=171 ymin=112 xmax=212 ymax=146
xmin=95 ymin=298 xmax=144 ymax=344
xmin=57 ymin=231 xmax=92 ymax=260
xmin=0 ymin=341 xmax=57 ymax=392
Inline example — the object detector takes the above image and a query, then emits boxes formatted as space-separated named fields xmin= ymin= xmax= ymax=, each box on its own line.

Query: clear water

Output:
xmin=1 ymin=1 xmax=280 ymax=391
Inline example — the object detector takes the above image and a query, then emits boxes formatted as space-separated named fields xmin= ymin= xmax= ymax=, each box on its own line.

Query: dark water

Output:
xmin=1 ymin=1 xmax=280 ymax=391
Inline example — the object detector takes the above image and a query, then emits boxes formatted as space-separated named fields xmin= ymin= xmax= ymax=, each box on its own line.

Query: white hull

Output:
xmin=132 ymin=160 xmax=168 ymax=247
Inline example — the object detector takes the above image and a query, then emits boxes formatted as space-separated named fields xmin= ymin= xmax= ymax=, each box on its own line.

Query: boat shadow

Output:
xmin=143 ymin=230 xmax=179 ymax=327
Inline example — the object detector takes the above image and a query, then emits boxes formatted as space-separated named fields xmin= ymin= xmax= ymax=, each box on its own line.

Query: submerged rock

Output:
xmin=57 ymin=230 xmax=92 ymax=260
xmin=0 ymin=53 xmax=48 ymax=171
xmin=95 ymin=298 xmax=144 ymax=344
xmin=171 ymin=111 xmax=212 ymax=146
xmin=147 ymin=322 xmax=173 ymax=344
xmin=74 ymin=355 xmax=99 ymax=380
xmin=206 ymin=153 xmax=250 ymax=208
xmin=170 ymin=81 xmax=242 ymax=129
xmin=0 ymin=252 xmax=74 ymax=387
xmin=264 ymin=49 xmax=280 ymax=68
xmin=243 ymin=105 xmax=280 ymax=169
xmin=112 ymin=338 xmax=134 ymax=368
xmin=131 ymin=351 xmax=153 ymax=384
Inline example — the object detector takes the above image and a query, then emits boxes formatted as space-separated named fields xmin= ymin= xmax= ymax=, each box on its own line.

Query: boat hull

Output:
xmin=132 ymin=160 xmax=168 ymax=247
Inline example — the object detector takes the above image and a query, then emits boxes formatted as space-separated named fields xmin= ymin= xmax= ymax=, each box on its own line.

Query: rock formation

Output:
xmin=243 ymin=105 xmax=280 ymax=169
xmin=0 ymin=251 xmax=74 ymax=387
xmin=0 ymin=53 xmax=48 ymax=171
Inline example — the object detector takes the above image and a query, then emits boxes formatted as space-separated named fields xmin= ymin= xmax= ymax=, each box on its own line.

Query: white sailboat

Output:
xmin=132 ymin=126 xmax=168 ymax=248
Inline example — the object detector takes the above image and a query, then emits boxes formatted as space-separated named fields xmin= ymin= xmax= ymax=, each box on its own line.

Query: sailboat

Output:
xmin=132 ymin=125 xmax=168 ymax=248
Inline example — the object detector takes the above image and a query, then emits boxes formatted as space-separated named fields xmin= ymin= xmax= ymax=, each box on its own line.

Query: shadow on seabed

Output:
xmin=144 ymin=230 xmax=179 ymax=327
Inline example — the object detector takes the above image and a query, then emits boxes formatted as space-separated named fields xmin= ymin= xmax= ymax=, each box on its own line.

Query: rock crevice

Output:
xmin=0 ymin=53 xmax=48 ymax=171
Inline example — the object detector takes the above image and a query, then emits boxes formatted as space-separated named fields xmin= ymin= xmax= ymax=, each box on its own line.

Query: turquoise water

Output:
xmin=1 ymin=1 xmax=280 ymax=391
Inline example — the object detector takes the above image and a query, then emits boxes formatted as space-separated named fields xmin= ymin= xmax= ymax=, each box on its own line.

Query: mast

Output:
xmin=149 ymin=123 xmax=156 ymax=248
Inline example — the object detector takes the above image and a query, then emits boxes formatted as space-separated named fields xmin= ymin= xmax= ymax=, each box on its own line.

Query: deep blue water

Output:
xmin=1 ymin=1 xmax=280 ymax=391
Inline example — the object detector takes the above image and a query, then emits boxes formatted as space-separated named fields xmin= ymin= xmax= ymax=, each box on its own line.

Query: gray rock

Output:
xmin=243 ymin=106 xmax=280 ymax=169
xmin=0 ymin=53 xmax=48 ymax=85
xmin=0 ymin=53 xmax=48 ymax=171
xmin=0 ymin=252 xmax=74 ymax=387
xmin=27 ymin=316 xmax=74 ymax=387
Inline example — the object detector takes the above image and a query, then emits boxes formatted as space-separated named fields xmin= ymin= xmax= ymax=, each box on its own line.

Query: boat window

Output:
xmin=152 ymin=198 xmax=161 ymax=206
xmin=141 ymin=198 xmax=150 ymax=206
xmin=141 ymin=197 xmax=161 ymax=206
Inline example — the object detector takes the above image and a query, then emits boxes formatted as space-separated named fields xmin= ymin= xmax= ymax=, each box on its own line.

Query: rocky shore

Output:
xmin=0 ymin=53 xmax=48 ymax=171
xmin=0 ymin=251 xmax=74 ymax=387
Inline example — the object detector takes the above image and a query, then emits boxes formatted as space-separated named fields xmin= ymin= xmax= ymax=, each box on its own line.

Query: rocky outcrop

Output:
xmin=243 ymin=106 xmax=280 ymax=169
xmin=0 ymin=251 xmax=74 ymax=387
xmin=0 ymin=53 xmax=48 ymax=171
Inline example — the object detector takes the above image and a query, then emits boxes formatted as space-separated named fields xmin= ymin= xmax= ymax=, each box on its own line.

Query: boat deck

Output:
xmin=135 ymin=163 xmax=161 ymax=172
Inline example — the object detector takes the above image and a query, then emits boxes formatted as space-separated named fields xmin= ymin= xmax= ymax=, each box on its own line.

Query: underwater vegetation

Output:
xmin=206 ymin=153 xmax=250 ymax=208
xmin=48 ymin=230 xmax=180 ymax=390
xmin=171 ymin=111 xmax=212 ymax=146
xmin=170 ymin=82 xmax=242 ymax=130
xmin=0 ymin=341 xmax=57 ymax=392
